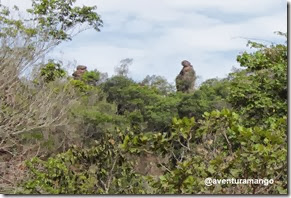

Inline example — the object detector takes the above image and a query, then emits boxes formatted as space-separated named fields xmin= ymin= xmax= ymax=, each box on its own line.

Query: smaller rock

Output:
xmin=72 ymin=65 xmax=88 ymax=79
xmin=76 ymin=65 xmax=87 ymax=70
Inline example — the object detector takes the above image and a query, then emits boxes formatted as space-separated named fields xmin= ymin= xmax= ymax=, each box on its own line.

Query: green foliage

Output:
xmin=22 ymin=132 xmax=144 ymax=194
xmin=22 ymin=109 xmax=287 ymax=194
xmin=69 ymin=79 xmax=94 ymax=93
xmin=102 ymin=75 xmax=180 ymax=132
xmin=229 ymin=35 xmax=287 ymax=126
xmin=178 ymin=78 xmax=231 ymax=120
xmin=122 ymin=111 xmax=210 ymax=155
xmin=81 ymin=70 xmax=101 ymax=86
xmin=141 ymin=75 xmax=175 ymax=95
xmin=40 ymin=60 xmax=66 ymax=83
xmin=71 ymin=100 xmax=127 ymax=143
xmin=27 ymin=0 xmax=103 ymax=41
xmin=0 ymin=5 xmax=29 ymax=38
xmin=144 ymin=110 xmax=286 ymax=194
xmin=102 ymin=76 xmax=135 ymax=104
xmin=68 ymin=70 xmax=101 ymax=94
xmin=144 ymin=95 xmax=180 ymax=131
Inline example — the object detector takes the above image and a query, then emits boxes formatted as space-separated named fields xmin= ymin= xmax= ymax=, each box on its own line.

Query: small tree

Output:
xmin=114 ymin=58 xmax=133 ymax=77
xmin=40 ymin=60 xmax=66 ymax=83
xmin=229 ymin=32 xmax=287 ymax=126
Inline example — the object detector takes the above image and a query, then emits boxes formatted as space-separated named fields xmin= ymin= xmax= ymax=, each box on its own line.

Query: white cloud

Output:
xmin=0 ymin=0 xmax=287 ymax=83
xmin=166 ymin=0 xmax=284 ymax=14
xmin=52 ymin=44 xmax=145 ymax=76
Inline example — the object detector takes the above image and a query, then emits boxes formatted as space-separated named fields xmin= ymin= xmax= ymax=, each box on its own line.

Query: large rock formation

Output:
xmin=175 ymin=60 xmax=196 ymax=93
xmin=72 ymin=65 xmax=87 ymax=79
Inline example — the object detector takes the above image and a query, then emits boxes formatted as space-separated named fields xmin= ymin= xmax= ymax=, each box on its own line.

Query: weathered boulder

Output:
xmin=72 ymin=65 xmax=87 ymax=79
xmin=175 ymin=60 xmax=196 ymax=93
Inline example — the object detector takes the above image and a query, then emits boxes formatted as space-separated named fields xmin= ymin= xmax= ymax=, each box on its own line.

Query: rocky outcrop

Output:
xmin=175 ymin=60 xmax=196 ymax=93
xmin=72 ymin=65 xmax=87 ymax=79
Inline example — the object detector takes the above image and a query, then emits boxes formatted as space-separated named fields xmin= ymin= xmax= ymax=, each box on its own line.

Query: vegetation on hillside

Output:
xmin=0 ymin=0 xmax=287 ymax=195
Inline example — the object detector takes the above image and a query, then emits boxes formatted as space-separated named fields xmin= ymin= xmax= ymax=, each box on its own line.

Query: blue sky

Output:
xmin=2 ymin=0 xmax=287 ymax=84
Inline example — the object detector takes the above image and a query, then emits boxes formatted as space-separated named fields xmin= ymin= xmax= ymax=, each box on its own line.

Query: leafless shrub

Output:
xmin=0 ymin=30 xmax=80 ymax=194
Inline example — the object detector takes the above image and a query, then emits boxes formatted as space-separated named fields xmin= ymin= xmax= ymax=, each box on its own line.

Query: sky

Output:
xmin=1 ymin=0 xmax=287 ymax=84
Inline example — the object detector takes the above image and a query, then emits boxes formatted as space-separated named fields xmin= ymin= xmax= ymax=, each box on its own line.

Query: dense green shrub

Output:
xmin=22 ymin=132 xmax=145 ymax=194
xmin=229 ymin=34 xmax=287 ymax=127
xmin=39 ymin=60 xmax=66 ymax=83
xmin=178 ymin=78 xmax=231 ymax=120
